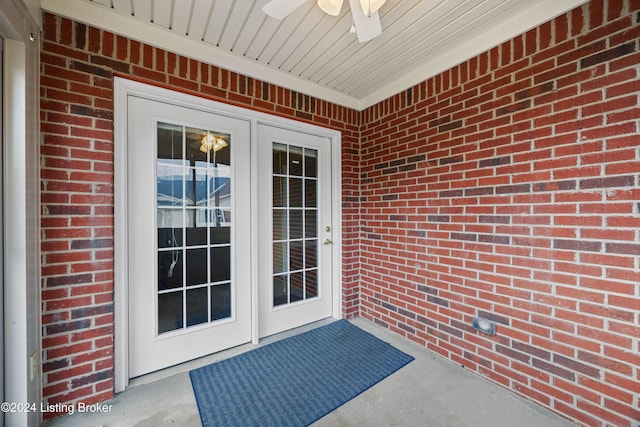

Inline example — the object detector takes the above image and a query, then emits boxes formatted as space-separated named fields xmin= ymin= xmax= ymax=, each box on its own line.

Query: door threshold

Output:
xmin=127 ymin=317 xmax=337 ymax=390
xmin=258 ymin=317 xmax=337 ymax=344
xmin=127 ymin=340 xmax=255 ymax=389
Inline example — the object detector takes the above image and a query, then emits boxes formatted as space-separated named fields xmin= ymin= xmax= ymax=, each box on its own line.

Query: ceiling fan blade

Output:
xmin=348 ymin=0 xmax=382 ymax=42
xmin=262 ymin=0 xmax=309 ymax=20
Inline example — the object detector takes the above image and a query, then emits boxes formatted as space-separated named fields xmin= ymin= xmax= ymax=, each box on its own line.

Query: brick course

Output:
xmin=41 ymin=0 xmax=639 ymax=425
xmin=359 ymin=1 xmax=640 ymax=426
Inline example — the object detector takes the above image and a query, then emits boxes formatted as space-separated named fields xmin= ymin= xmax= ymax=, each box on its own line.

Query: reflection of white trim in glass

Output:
xmin=196 ymin=207 xmax=231 ymax=227
xmin=157 ymin=195 xmax=183 ymax=206
xmin=156 ymin=159 xmax=231 ymax=176
xmin=157 ymin=208 xmax=184 ymax=228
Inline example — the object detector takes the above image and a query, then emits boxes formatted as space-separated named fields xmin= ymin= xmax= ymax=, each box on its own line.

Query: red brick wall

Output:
xmin=359 ymin=1 xmax=640 ymax=426
xmin=41 ymin=0 xmax=640 ymax=425
xmin=39 ymin=12 xmax=360 ymax=415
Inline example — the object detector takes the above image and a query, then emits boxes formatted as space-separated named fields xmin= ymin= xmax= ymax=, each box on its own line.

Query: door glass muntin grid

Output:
xmin=156 ymin=122 xmax=233 ymax=335
xmin=272 ymin=142 xmax=319 ymax=307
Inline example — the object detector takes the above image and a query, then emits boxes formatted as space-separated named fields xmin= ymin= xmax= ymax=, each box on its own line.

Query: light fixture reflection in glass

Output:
xmin=359 ymin=0 xmax=386 ymax=16
xmin=199 ymin=133 xmax=229 ymax=153
xmin=317 ymin=0 xmax=343 ymax=16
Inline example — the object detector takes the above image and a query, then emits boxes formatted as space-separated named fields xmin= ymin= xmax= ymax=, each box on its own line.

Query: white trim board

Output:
xmin=2 ymin=1 xmax=42 ymax=423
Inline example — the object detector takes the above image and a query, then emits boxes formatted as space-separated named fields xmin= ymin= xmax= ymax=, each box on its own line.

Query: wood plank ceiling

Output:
xmin=42 ymin=0 xmax=588 ymax=109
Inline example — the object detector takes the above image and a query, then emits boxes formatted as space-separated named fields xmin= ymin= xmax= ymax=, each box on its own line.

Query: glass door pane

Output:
xmin=272 ymin=143 xmax=319 ymax=307
xmin=156 ymin=122 xmax=232 ymax=334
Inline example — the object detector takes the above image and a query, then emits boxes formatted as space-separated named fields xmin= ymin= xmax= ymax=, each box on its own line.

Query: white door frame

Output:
xmin=113 ymin=77 xmax=342 ymax=392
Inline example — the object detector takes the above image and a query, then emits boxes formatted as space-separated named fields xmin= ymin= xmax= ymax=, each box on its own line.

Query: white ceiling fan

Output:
xmin=262 ymin=0 xmax=387 ymax=43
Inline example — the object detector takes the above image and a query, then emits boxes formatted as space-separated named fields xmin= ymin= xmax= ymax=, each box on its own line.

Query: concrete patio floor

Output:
xmin=44 ymin=317 xmax=576 ymax=427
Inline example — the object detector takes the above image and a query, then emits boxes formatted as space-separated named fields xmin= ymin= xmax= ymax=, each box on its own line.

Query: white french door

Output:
xmin=257 ymin=125 xmax=333 ymax=338
xmin=127 ymin=96 xmax=252 ymax=377
xmin=119 ymin=80 xmax=339 ymax=380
